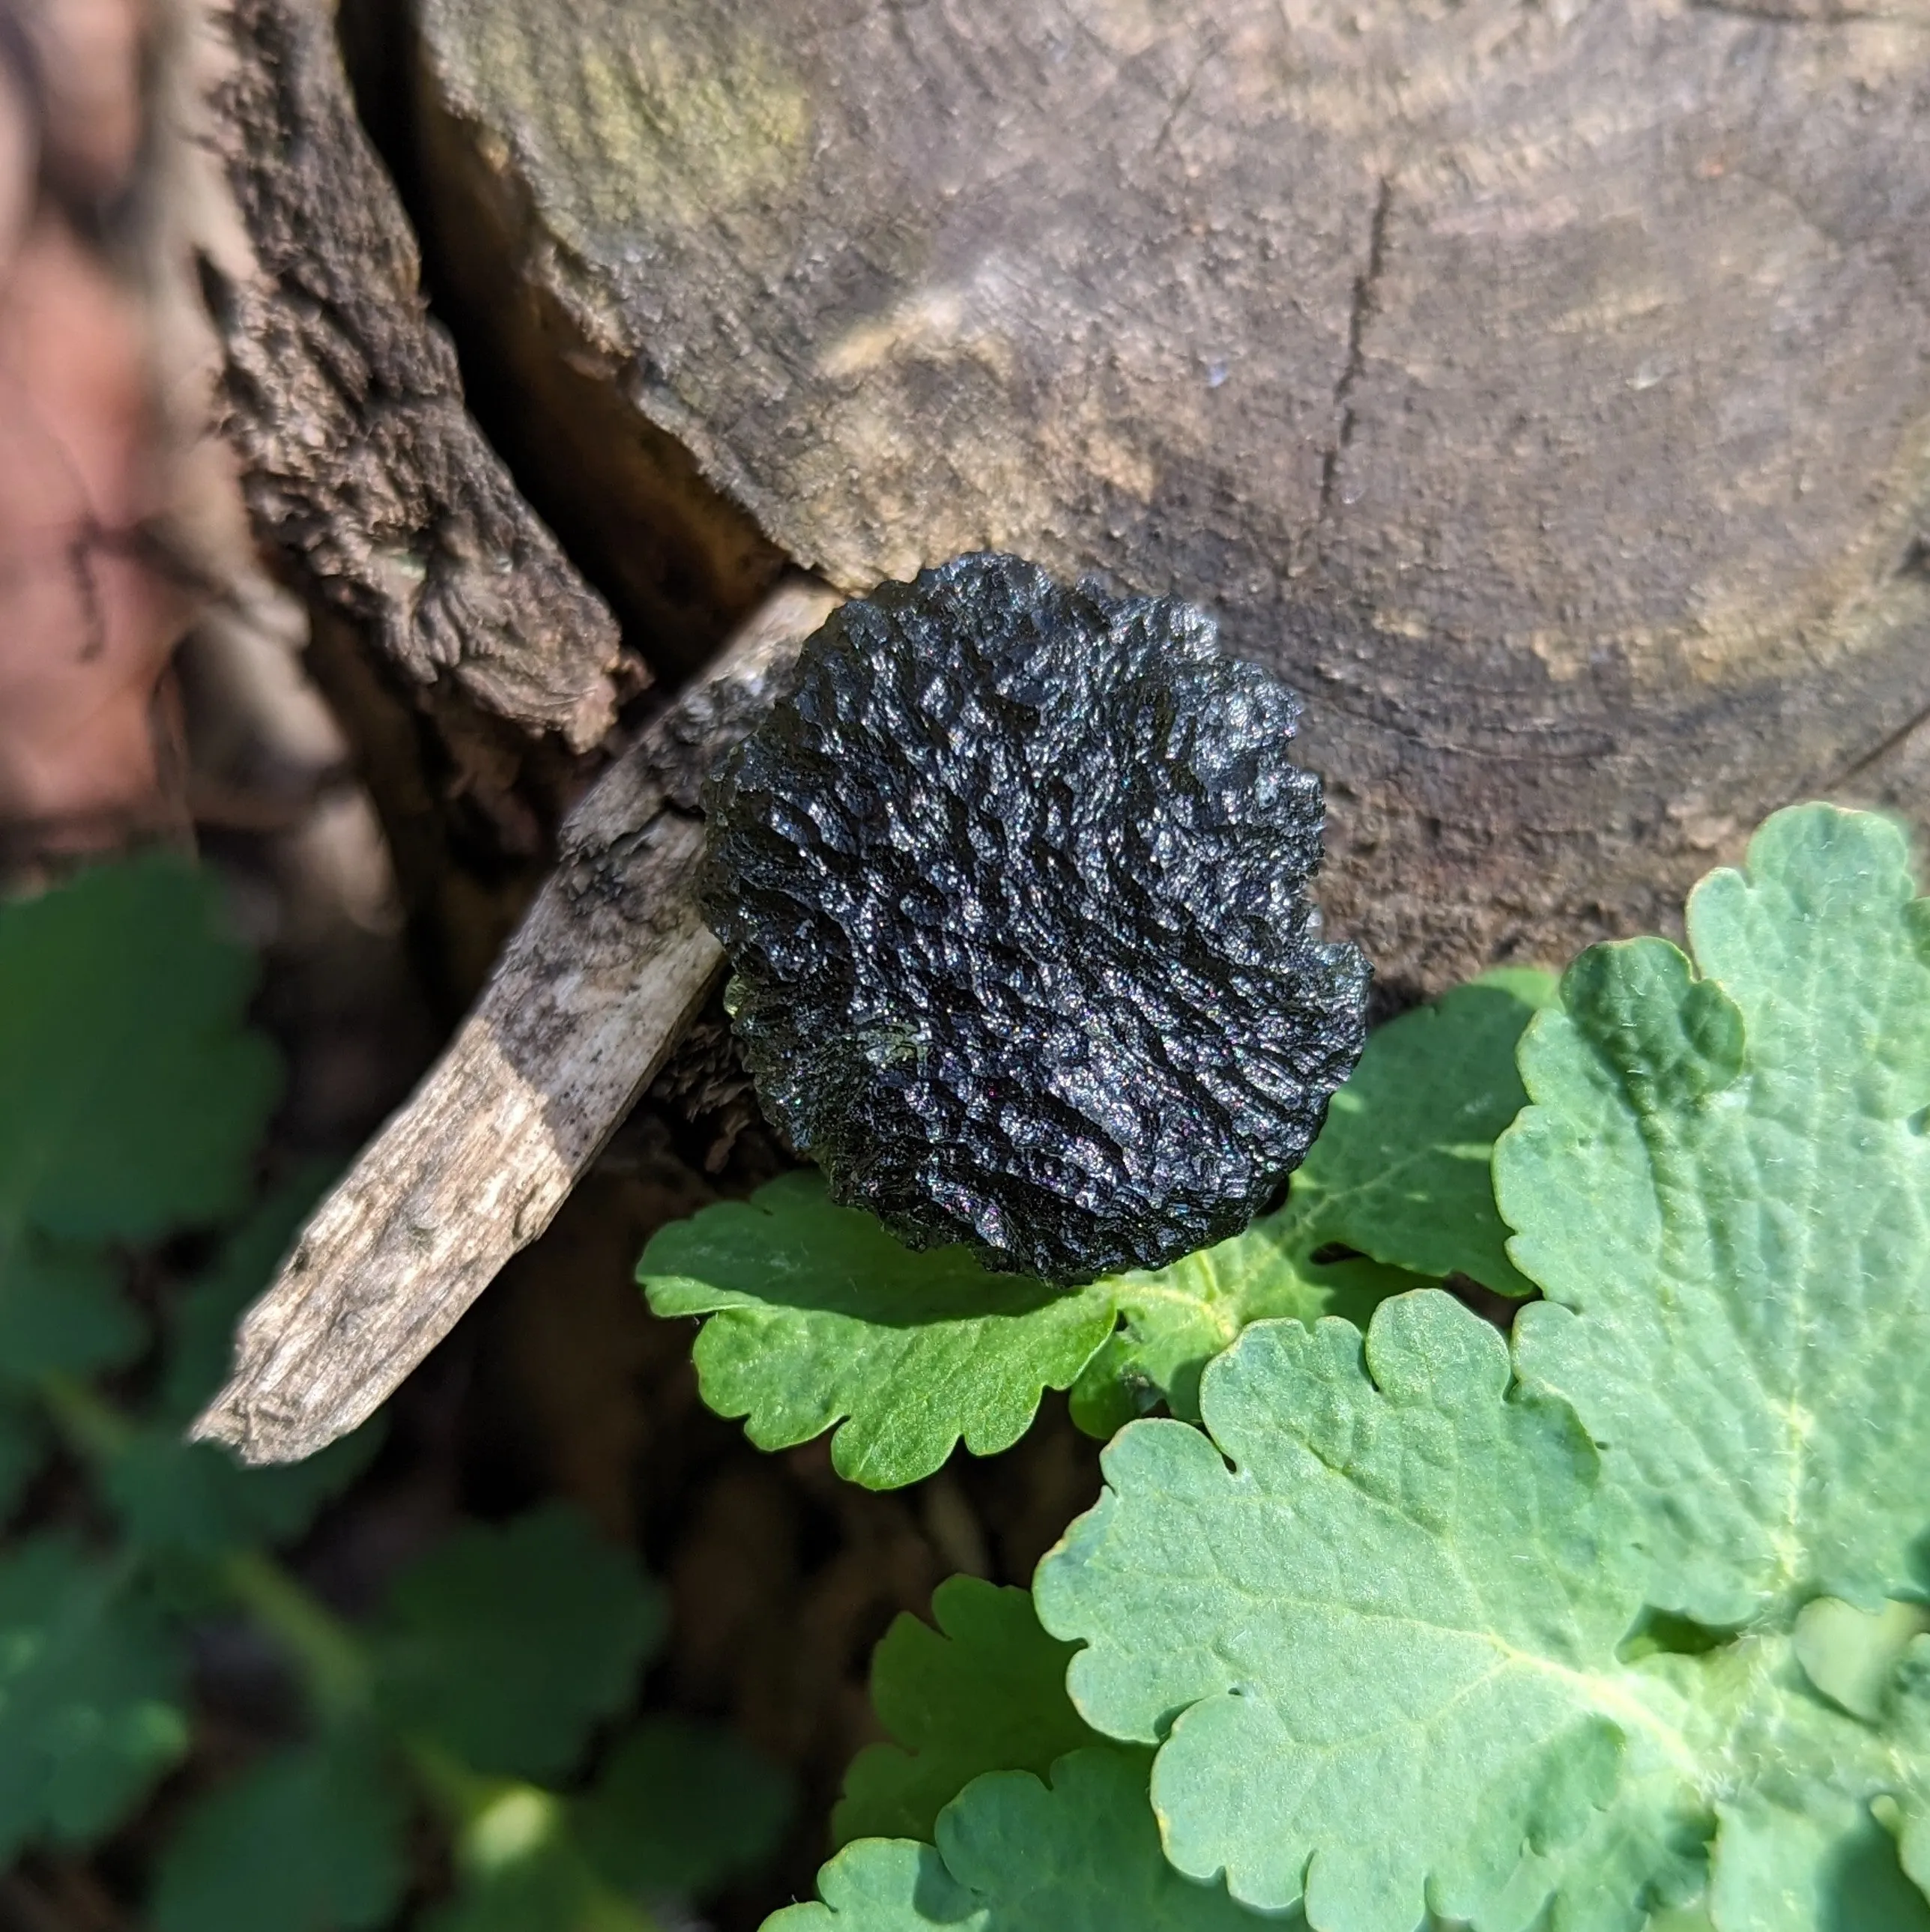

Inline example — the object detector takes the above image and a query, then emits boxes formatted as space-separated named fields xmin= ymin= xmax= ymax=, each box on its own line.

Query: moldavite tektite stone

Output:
xmin=699 ymin=554 xmax=1369 ymax=1285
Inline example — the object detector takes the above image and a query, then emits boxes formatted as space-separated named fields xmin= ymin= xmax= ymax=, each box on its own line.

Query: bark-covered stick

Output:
xmin=192 ymin=576 xmax=841 ymax=1465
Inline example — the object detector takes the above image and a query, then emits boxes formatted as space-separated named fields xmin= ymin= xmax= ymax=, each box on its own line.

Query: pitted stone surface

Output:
xmin=701 ymin=554 xmax=1367 ymax=1283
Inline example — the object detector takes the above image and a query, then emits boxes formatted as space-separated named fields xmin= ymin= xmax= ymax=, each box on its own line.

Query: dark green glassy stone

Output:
xmin=699 ymin=554 xmax=1368 ymax=1284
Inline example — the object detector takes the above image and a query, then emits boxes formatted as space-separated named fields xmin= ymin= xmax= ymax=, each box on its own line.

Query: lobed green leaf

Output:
xmin=0 ymin=1533 xmax=188 ymax=1862
xmin=1038 ymin=1295 xmax=1702 ymax=1931
xmin=777 ymin=1745 xmax=1268 ymax=1931
xmin=641 ymin=1172 xmax=1114 ymax=1489
xmin=150 ymin=1727 xmax=410 ymax=1932
xmin=1036 ymin=808 xmax=1930 ymax=1931
xmin=375 ymin=1503 xmax=664 ymax=1783
xmin=834 ymin=1575 xmax=1105 ymax=1847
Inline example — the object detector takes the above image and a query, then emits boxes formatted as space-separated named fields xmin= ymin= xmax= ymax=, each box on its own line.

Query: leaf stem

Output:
xmin=217 ymin=1546 xmax=374 ymax=1720
xmin=38 ymin=1369 xmax=133 ymax=1459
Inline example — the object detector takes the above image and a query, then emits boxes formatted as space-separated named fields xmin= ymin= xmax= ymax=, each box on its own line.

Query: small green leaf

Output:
xmin=375 ymin=1504 xmax=664 ymax=1781
xmin=575 ymin=1717 xmax=793 ymax=1898
xmin=1070 ymin=969 xmax=1548 ymax=1432
xmin=102 ymin=1423 xmax=378 ymax=1562
xmin=1291 ymin=967 xmax=1555 ymax=1294
xmin=0 ymin=1534 xmax=188 ymax=1862
xmin=150 ymin=1728 xmax=410 ymax=1932
xmin=0 ymin=857 xmax=280 ymax=1247
xmin=0 ymin=1394 xmax=44 ymax=1521
xmin=834 ymin=1576 xmax=1105 ymax=1847
xmin=0 ymin=1234 xmax=145 ymax=1387
xmin=640 ymin=1173 xmax=1115 ymax=1489
xmin=773 ymin=1746 xmax=1268 ymax=1931
xmin=425 ymin=1781 xmax=662 ymax=1932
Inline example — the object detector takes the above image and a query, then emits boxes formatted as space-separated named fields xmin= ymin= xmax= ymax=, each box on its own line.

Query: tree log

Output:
xmin=192 ymin=576 xmax=838 ymax=1465
xmin=414 ymin=0 xmax=1930 ymax=991
xmin=199 ymin=0 xmax=623 ymax=751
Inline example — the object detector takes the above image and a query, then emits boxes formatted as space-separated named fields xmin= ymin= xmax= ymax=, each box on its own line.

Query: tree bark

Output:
xmin=199 ymin=0 xmax=625 ymax=749
xmin=413 ymin=0 xmax=1930 ymax=993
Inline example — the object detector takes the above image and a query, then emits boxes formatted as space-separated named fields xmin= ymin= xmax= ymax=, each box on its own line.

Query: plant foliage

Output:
xmin=0 ymin=859 xmax=789 ymax=1928
xmin=1035 ymin=805 xmax=1930 ymax=1931
xmin=643 ymin=968 xmax=1549 ymax=1486
xmin=734 ymin=802 xmax=1930 ymax=1932
xmin=776 ymin=1746 xmax=1262 ymax=1931
xmin=832 ymin=1575 xmax=1105 ymax=1847
xmin=641 ymin=1173 xmax=1117 ymax=1487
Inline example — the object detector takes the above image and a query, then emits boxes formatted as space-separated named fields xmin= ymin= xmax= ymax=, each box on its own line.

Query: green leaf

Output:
xmin=640 ymin=1172 xmax=1115 ymax=1489
xmin=1037 ymin=807 xmax=1930 ymax=1932
xmin=1292 ymin=967 xmax=1555 ymax=1294
xmin=575 ymin=1717 xmax=793 ymax=1898
xmin=102 ymin=1422 xmax=378 ymax=1563
xmin=834 ymin=1576 xmax=1106 ymax=1847
xmin=375 ymin=1504 xmax=664 ymax=1781
xmin=1039 ymin=1297 xmax=1705 ymax=1931
xmin=150 ymin=1728 xmax=410 ymax=1932
xmin=424 ymin=1781 xmax=662 ymax=1932
xmin=0 ymin=1534 xmax=188 ymax=1861
xmin=0 ymin=1393 xmax=46 ymax=1521
xmin=0 ymin=1235 xmax=145 ymax=1387
xmin=772 ymin=1746 xmax=1270 ymax=1931
xmin=1070 ymin=969 xmax=1549 ymax=1433
xmin=0 ymin=856 xmax=280 ymax=1247
xmin=1500 ymin=806 xmax=1930 ymax=1626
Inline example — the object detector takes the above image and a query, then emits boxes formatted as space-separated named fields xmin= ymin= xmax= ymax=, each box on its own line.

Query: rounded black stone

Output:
xmin=699 ymin=553 xmax=1370 ymax=1285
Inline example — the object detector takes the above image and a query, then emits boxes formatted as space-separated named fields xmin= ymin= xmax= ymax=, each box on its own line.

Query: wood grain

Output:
xmin=414 ymin=0 xmax=1930 ymax=990
xmin=192 ymin=577 xmax=839 ymax=1465
xmin=199 ymin=0 xmax=623 ymax=750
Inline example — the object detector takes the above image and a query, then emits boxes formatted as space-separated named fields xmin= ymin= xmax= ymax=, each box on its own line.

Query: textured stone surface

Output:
xmin=701 ymin=555 xmax=1368 ymax=1284
xmin=414 ymin=0 xmax=1930 ymax=992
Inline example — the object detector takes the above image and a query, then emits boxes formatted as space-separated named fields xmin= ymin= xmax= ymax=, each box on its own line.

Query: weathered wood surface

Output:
xmin=193 ymin=576 xmax=839 ymax=1464
xmin=415 ymin=0 xmax=1930 ymax=990
xmin=200 ymin=0 xmax=623 ymax=751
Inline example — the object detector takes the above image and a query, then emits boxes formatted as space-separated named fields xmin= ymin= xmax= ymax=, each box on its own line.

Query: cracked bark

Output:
xmin=1318 ymin=175 xmax=1393 ymax=528
xmin=198 ymin=0 xmax=625 ymax=750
